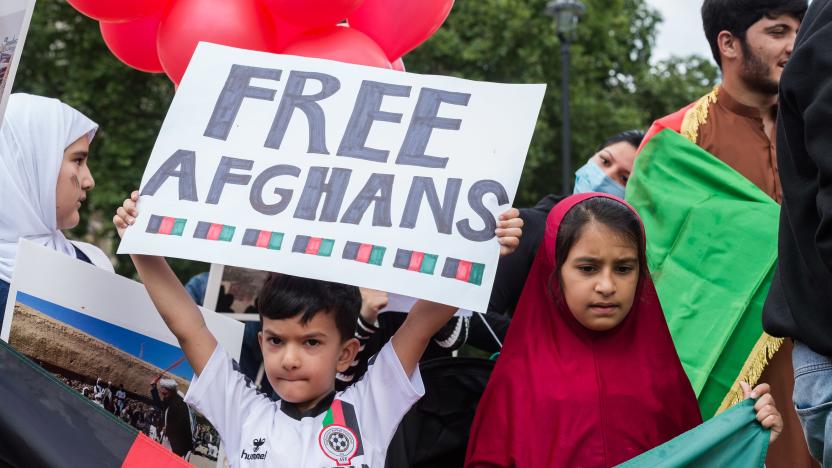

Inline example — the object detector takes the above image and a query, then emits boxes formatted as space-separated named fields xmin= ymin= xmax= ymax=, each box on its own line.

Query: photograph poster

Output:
xmin=1 ymin=240 xmax=245 ymax=467
xmin=204 ymin=264 xmax=472 ymax=321
xmin=0 ymin=0 xmax=35 ymax=125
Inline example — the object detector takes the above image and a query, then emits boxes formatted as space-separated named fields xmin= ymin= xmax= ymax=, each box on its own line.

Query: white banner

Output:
xmin=118 ymin=43 xmax=545 ymax=311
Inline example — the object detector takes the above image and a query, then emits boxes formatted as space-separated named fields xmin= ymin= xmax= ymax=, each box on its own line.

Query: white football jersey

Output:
xmin=185 ymin=341 xmax=424 ymax=468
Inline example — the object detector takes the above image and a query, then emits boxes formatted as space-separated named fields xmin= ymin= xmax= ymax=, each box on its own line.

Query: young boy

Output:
xmin=114 ymin=191 xmax=522 ymax=467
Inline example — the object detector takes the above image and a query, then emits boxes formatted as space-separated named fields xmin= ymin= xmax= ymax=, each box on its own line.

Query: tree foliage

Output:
xmin=14 ymin=0 xmax=718 ymax=279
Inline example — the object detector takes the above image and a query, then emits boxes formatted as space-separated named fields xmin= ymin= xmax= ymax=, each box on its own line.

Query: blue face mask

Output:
xmin=573 ymin=160 xmax=626 ymax=198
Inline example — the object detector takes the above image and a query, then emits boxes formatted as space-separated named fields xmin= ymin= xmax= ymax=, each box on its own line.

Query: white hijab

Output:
xmin=0 ymin=93 xmax=105 ymax=282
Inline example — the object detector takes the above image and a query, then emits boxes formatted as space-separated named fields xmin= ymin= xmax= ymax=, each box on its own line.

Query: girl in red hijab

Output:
xmin=465 ymin=193 xmax=781 ymax=467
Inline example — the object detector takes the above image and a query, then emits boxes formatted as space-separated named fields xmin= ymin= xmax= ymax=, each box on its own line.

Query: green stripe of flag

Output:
xmin=625 ymin=129 xmax=779 ymax=418
xmin=420 ymin=254 xmax=438 ymax=274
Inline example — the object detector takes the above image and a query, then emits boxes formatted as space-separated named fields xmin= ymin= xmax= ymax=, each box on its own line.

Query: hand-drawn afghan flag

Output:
xmin=293 ymin=235 xmax=335 ymax=257
xmin=393 ymin=249 xmax=438 ymax=275
xmin=626 ymin=114 xmax=781 ymax=418
xmin=194 ymin=221 xmax=236 ymax=242
xmin=145 ymin=215 xmax=186 ymax=236
xmin=616 ymin=399 xmax=769 ymax=467
xmin=342 ymin=241 xmax=385 ymax=266
xmin=442 ymin=257 xmax=485 ymax=286
xmin=0 ymin=339 xmax=191 ymax=467
xmin=242 ymin=228 xmax=284 ymax=250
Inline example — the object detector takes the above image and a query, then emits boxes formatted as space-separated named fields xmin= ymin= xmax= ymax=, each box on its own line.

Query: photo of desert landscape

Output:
xmin=7 ymin=291 xmax=222 ymax=467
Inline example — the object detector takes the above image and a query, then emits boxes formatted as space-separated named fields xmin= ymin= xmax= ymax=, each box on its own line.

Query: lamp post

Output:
xmin=545 ymin=0 xmax=585 ymax=194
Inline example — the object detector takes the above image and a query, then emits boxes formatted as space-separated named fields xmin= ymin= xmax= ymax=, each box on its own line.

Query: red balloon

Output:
xmin=282 ymin=26 xmax=391 ymax=69
xmin=157 ymin=0 xmax=278 ymax=85
xmin=391 ymin=57 xmax=405 ymax=72
xmin=100 ymin=15 xmax=164 ymax=73
xmin=68 ymin=0 xmax=170 ymax=22
xmin=349 ymin=0 xmax=454 ymax=61
xmin=264 ymin=0 xmax=364 ymax=29
xmin=272 ymin=15 xmax=312 ymax=52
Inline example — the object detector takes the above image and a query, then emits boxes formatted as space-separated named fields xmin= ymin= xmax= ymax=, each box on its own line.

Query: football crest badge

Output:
xmin=318 ymin=424 xmax=358 ymax=466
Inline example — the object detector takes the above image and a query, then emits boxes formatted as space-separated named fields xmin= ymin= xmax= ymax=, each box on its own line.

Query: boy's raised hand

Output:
xmin=113 ymin=190 xmax=140 ymax=238
xmin=496 ymin=208 xmax=523 ymax=256
xmin=112 ymin=189 xmax=217 ymax=376
xmin=740 ymin=381 xmax=783 ymax=443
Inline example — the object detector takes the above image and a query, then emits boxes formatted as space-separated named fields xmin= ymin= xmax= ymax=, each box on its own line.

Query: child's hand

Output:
xmin=741 ymin=381 xmax=782 ymax=443
xmin=359 ymin=288 xmax=388 ymax=324
xmin=113 ymin=190 xmax=139 ymax=238
xmin=496 ymin=208 xmax=523 ymax=256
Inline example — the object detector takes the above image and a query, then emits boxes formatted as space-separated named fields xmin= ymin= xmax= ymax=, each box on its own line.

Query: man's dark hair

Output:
xmin=701 ymin=0 xmax=807 ymax=68
xmin=255 ymin=273 xmax=360 ymax=341
xmin=597 ymin=129 xmax=645 ymax=153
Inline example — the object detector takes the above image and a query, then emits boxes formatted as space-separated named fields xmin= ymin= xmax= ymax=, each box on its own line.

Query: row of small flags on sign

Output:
xmin=146 ymin=215 xmax=485 ymax=286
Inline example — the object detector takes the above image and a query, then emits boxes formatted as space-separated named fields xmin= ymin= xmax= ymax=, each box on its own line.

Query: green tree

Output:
xmin=406 ymin=0 xmax=719 ymax=206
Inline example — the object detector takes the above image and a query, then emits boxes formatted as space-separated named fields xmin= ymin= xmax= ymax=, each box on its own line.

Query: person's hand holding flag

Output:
xmin=740 ymin=381 xmax=783 ymax=443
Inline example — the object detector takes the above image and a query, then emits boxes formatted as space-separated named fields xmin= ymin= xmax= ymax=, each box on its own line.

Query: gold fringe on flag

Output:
xmin=681 ymin=86 xmax=720 ymax=144
xmin=715 ymin=333 xmax=784 ymax=414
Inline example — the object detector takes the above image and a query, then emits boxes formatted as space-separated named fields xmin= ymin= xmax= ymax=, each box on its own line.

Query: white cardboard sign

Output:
xmin=0 ymin=0 xmax=35 ymax=126
xmin=118 ymin=43 xmax=545 ymax=311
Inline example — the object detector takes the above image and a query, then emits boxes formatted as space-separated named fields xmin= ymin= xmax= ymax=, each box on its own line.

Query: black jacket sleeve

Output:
xmin=763 ymin=0 xmax=832 ymax=355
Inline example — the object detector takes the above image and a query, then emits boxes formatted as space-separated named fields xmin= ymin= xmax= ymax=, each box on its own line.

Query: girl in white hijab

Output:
xmin=0 ymin=93 xmax=114 ymax=318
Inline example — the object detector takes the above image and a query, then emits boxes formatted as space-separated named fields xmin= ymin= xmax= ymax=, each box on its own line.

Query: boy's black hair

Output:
xmin=555 ymin=197 xmax=646 ymax=279
xmin=701 ymin=0 xmax=807 ymax=68
xmin=255 ymin=273 xmax=360 ymax=341
xmin=597 ymin=129 xmax=646 ymax=153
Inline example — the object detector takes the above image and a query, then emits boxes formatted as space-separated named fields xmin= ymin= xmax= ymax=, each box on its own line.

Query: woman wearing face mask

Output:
xmin=467 ymin=129 xmax=645 ymax=353
xmin=0 ymin=94 xmax=113 ymax=323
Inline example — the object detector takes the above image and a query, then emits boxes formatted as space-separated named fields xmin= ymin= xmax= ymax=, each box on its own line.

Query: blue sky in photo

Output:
xmin=15 ymin=291 xmax=193 ymax=379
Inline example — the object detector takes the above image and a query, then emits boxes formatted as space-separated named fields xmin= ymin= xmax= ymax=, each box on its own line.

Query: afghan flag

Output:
xmin=145 ymin=215 xmax=186 ymax=237
xmin=0 ymin=339 xmax=190 ymax=467
xmin=242 ymin=228 xmax=284 ymax=250
xmin=193 ymin=221 xmax=236 ymax=242
xmin=626 ymin=119 xmax=781 ymax=418
xmin=342 ymin=241 xmax=386 ymax=266
xmin=292 ymin=235 xmax=335 ymax=257
xmin=442 ymin=258 xmax=485 ymax=286
xmin=616 ymin=399 xmax=769 ymax=467
xmin=393 ymin=249 xmax=438 ymax=275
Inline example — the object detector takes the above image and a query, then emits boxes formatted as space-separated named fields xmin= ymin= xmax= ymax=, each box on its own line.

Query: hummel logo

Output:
xmin=241 ymin=437 xmax=268 ymax=461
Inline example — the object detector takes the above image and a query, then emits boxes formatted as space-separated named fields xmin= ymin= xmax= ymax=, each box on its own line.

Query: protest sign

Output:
xmin=1 ymin=240 xmax=244 ymax=466
xmin=118 ymin=42 xmax=545 ymax=311
xmin=0 ymin=0 xmax=34 ymax=125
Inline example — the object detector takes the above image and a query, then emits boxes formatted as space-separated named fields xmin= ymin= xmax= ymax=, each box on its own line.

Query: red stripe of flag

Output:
xmin=256 ymin=230 xmax=271 ymax=248
xmin=158 ymin=217 xmax=176 ymax=235
xmin=331 ymin=399 xmax=346 ymax=426
xmin=408 ymin=251 xmax=424 ymax=271
xmin=306 ymin=237 xmax=322 ymax=255
xmin=456 ymin=260 xmax=473 ymax=282
xmin=207 ymin=223 xmax=224 ymax=241
xmin=123 ymin=433 xmax=193 ymax=467
xmin=356 ymin=244 xmax=373 ymax=263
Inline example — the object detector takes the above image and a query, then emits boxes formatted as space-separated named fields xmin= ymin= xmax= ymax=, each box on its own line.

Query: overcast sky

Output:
xmin=645 ymin=0 xmax=712 ymax=61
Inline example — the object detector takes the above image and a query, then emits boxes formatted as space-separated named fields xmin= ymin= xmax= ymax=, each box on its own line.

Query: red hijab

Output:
xmin=465 ymin=193 xmax=701 ymax=468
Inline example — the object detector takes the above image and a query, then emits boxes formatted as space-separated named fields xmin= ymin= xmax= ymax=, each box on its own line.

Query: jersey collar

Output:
xmin=280 ymin=391 xmax=336 ymax=420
